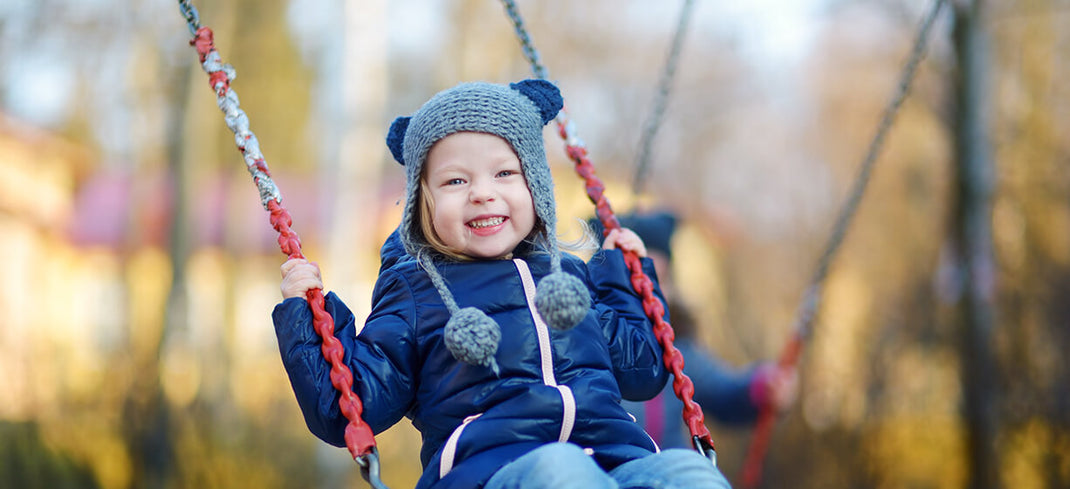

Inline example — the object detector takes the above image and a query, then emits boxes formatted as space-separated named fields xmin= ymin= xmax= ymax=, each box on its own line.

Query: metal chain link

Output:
xmin=177 ymin=0 xmax=201 ymax=36
xmin=500 ymin=0 xmax=549 ymax=81
xmin=633 ymin=0 xmax=695 ymax=198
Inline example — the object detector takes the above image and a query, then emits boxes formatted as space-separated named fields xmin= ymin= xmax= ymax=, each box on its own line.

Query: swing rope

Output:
xmin=176 ymin=2 xmax=386 ymax=487
xmin=740 ymin=1 xmax=947 ymax=487
xmin=632 ymin=0 xmax=696 ymax=199
xmin=500 ymin=0 xmax=718 ymax=461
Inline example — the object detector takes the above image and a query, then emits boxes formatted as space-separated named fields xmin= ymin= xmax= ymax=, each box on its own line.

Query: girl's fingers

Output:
xmin=281 ymin=274 xmax=323 ymax=299
xmin=602 ymin=229 xmax=621 ymax=249
xmin=280 ymin=259 xmax=323 ymax=299
xmin=281 ymin=259 xmax=321 ymax=279
xmin=296 ymin=278 xmax=322 ymax=293
xmin=281 ymin=258 xmax=308 ymax=275
xmin=616 ymin=229 xmax=647 ymax=257
xmin=603 ymin=229 xmax=648 ymax=257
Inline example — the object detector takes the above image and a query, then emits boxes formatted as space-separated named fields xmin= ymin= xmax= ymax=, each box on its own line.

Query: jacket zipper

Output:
xmin=513 ymin=258 xmax=576 ymax=443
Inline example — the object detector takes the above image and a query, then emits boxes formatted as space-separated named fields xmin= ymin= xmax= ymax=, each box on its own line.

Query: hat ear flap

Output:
xmin=509 ymin=79 xmax=563 ymax=125
xmin=386 ymin=116 xmax=411 ymax=165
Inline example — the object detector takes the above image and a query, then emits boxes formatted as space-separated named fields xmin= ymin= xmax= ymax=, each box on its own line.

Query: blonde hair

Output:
xmin=416 ymin=182 xmax=470 ymax=261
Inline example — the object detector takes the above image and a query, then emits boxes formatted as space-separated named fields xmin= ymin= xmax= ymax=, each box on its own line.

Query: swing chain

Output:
xmin=740 ymin=1 xmax=948 ymax=487
xmin=500 ymin=0 xmax=549 ymax=80
xmin=633 ymin=0 xmax=696 ymax=198
xmin=184 ymin=14 xmax=282 ymax=212
xmin=177 ymin=0 xmax=200 ymax=37
xmin=795 ymin=0 xmax=947 ymax=342
xmin=177 ymin=1 xmax=384 ymax=485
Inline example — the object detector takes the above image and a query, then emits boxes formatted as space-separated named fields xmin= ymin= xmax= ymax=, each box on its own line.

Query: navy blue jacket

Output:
xmin=272 ymin=240 xmax=669 ymax=488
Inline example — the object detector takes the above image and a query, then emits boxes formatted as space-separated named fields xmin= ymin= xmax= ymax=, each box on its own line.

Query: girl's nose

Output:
xmin=469 ymin=180 xmax=495 ymax=203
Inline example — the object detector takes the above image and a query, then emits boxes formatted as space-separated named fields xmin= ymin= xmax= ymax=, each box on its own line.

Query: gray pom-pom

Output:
xmin=444 ymin=307 xmax=501 ymax=374
xmin=535 ymin=271 xmax=591 ymax=330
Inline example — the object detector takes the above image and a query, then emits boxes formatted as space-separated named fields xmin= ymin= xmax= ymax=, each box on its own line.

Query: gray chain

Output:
xmin=795 ymin=0 xmax=946 ymax=338
xmin=177 ymin=0 xmax=200 ymax=36
xmin=633 ymin=0 xmax=696 ymax=197
xmin=175 ymin=0 xmax=283 ymax=209
xmin=500 ymin=0 xmax=550 ymax=80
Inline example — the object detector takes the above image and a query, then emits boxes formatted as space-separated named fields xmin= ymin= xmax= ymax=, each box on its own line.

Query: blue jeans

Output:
xmin=483 ymin=443 xmax=732 ymax=489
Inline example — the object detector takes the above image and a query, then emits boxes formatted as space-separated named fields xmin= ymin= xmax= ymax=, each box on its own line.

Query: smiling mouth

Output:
xmin=468 ymin=216 xmax=506 ymax=229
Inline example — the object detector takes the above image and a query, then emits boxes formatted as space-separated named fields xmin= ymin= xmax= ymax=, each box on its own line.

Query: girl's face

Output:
xmin=423 ymin=131 xmax=536 ymax=260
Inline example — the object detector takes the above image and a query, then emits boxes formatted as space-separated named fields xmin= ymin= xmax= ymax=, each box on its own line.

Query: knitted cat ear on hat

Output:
xmin=385 ymin=79 xmax=591 ymax=372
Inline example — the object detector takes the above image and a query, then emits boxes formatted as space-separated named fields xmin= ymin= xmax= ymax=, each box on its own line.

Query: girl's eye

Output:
xmin=496 ymin=169 xmax=519 ymax=178
xmin=445 ymin=178 xmax=465 ymax=186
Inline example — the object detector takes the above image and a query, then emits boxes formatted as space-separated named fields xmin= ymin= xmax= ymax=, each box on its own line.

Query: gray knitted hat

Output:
xmin=385 ymin=80 xmax=590 ymax=373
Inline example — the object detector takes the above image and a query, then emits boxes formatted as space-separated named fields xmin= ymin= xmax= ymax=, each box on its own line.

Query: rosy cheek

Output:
xmin=431 ymin=211 xmax=445 ymax=237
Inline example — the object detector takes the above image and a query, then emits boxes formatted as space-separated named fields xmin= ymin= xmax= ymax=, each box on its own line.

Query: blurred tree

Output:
xmin=988 ymin=0 xmax=1070 ymax=487
xmin=0 ymin=422 xmax=100 ymax=489
xmin=949 ymin=2 xmax=999 ymax=489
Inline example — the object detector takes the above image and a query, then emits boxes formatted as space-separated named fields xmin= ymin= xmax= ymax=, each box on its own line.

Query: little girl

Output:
xmin=273 ymin=79 xmax=730 ymax=489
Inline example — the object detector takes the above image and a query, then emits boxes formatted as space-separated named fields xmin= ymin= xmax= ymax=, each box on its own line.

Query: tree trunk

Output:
xmin=950 ymin=1 xmax=999 ymax=488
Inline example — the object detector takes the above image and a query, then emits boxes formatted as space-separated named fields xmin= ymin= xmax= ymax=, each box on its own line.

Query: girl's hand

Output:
xmin=280 ymin=258 xmax=324 ymax=299
xmin=602 ymin=228 xmax=648 ymax=258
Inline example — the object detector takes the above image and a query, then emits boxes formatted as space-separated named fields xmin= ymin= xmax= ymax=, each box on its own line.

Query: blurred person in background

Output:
xmin=590 ymin=211 xmax=798 ymax=449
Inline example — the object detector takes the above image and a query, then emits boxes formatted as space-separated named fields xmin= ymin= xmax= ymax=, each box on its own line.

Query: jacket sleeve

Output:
xmin=677 ymin=340 xmax=762 ymax=425
xmin=271 ymin=269 xmax=419 ymax=447
xmin=582 ymin=249 xmax=670 ymax=401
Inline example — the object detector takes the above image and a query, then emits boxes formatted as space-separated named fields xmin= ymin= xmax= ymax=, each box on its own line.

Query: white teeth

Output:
xmin=468 ymin=217 xmax=505 ymax=229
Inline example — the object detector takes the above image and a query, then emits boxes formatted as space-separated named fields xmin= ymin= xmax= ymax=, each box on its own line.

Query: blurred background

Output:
xmin=1 ymin=0 xmax=1068 ymax=487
